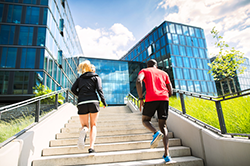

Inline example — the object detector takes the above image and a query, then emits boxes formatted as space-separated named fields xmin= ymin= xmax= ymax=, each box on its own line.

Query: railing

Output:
xmin=0 ymin=88 xmax=77 ymax=148
xmin=127 ymin=88 xmax=250 ymax=139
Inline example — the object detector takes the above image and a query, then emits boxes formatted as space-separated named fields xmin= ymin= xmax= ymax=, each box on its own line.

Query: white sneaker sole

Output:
xmin=77 ymin=129 xmax=86 ymax=150
xmin=150 ymin=133 xmax=163 ymax=149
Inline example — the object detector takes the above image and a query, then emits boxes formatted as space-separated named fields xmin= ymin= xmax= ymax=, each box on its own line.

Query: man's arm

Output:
xmin=166 ymin=82 xmax=173 ymax=97
xmin=136 ymin=73 xmax=145 ymax=111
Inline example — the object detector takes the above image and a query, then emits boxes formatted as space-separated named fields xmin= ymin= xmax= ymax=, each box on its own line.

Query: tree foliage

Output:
xmin=33 ymin=84 xmax=64 ymax=104
xmin=208 ymin=27 xmax=246 ymax=81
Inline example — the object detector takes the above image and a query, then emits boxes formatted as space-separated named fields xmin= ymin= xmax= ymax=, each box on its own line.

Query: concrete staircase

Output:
xmin=32 ymin=106 xmax=204 ymax=166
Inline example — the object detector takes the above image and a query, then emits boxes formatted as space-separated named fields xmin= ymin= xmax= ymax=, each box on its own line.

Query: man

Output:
xmin=136 ymin=59 xmax=173 ymax=162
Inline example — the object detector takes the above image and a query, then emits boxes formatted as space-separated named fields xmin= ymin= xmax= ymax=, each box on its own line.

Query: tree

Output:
xmin=33 ymin=84 xmax=64 ymax=104
xmin=208 ymin=27 xmax=246 ymax=95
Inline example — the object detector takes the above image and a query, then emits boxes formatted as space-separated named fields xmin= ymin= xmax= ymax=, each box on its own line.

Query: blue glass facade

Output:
xmin=120 ymin=21 xmax=217 ymax=96
xmin=238 ymin=57 xmax=250 ymax=90
xmin=0 ymin=0 xmax=83 ymax=102
xmin=79 ymin=57 xmax=146 ymax=105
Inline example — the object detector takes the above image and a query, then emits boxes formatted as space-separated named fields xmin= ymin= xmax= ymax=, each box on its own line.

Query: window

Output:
xmin=196 ymin=59 xmax=203 ymax=69
xmin=37 ymin=27 xmax=46 ymax=46
xmin=21 ymin=48 xmax=36 ymax=69
xmin=0 ymin=25 xmax=15 ymax=45
xmin=176 ymin=68 xmax=183 ymax=79
xmin=43 ymin=8 xmax=48 ymax=25
xmin=163 ymin=59 xmax=169 ymax=68
xmin=194 ymin=81 xmax=201 ymax=92
xmin=189 ymin=27 xmax=195 ymax=36
xmin=195 ymin=28 xmax=201 ymax=38
xmin=172 ymin=34 xmax=179 ymax=44
xmin=167 ymin=33 xmax=172 ymax=43
xmin=182 ymin=26 xmax=189 ymax=36
xmin=179 ymin=35 xmax=185 ymax=45
xmin=0 ymin=4 xmax=3 ymax=22
xmin=176 ymin=25 xmax=182 ymax=34
xmin=153 ymin=30 xmax=158 ymax=41
xmin=172 ymin=45 xmax=179 ymax=55
xmin=0 ymin=71 xmax=9 ymax=94
xmin=176 ymin=56 xmax=183 ymax=67
xmin=163 ymin=22 xmax=169 ymax=33
xmin=190 ymin=69 xmax=197 ymax=80
xmin=158 ymin=26 xmax=164 ymax=37
xmin=169 ymin=23 xmax=176 ymax=33
xmin=203 ymin=59 xmax=209 ymax=70
xmin=7 ymin=5 xmax=22 ymax=24
xmin=161 ymin=48 xmax=166 ymax=58
xmin=156 ymin=40 xmax=160 ymax=51
xmin=183 ymin=68 xmax=190 ymax=79
xmin=203 ymin=70 xmax=210 ymax=80
xmin=140 ymin=41 xmax=145 ymax=51
xmin=180 ymin=80 xmax=187 ymax=90
xmin=25 ymin=6 xmax=40 ymax=24
xmin=198 ymin=38 xmax=205 ymax=48
xmin=40 ymin=0 xmax=48 ymax=5
xmin=192 ymin=37 xmax=198 ymax=47
xmin=201 ymin=81 xmax=208 ymax=92
xmin=199 ymin=49 xmax=205 ymax=58
xmin=186 ymin=36 xmax=192 ymax=46
xmin=193 ymin=48 xmax=199 ymax=58
xmin=174 ymin=79 xmax=179 ymax=89
xmin=19 ymin=26 xmax=34 ymax=45
xmin=190 ymin=58 xmax=197 ymax=68
xmin=186 ymin=47 xmax=193 ymax=57
xmin=183 ymin=57 xmax=190 ymax=68
xmin=0 ymin=47 xmax=17 ymax=68
xmin=187 ymin=81 xmax=194 ymax=92
xmin=59 ymin=19 xmax=64 ymax=36
xmin=160 ymin=36 xmax=166 ymax=47
xmin=23 ymin=0 xmax=37 ymax=4
xmin=180 ymin=46 xmax=186 ymax=56
xmin=13 ymin=71 xmax=29 ymax=94
xmin=40 ymin=49 xmax=44 ymax=69
xmin=197 ymin=69 xmax=204 ymax=80
xmin=201 ymin=29 xmax=205 ymax=38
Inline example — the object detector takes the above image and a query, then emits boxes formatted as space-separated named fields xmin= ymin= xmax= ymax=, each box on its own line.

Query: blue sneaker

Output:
xmin=150 ymin=130 xmax=163 ymax=148
xmin=163 ymin=155 xmax=172 ymax=162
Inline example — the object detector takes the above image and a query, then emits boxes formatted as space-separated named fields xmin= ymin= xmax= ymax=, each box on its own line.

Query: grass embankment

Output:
xmin=169 ymin=96 xmax=250 ymax=134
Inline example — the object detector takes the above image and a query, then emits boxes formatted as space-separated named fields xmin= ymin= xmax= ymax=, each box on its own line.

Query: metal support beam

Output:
xmin=66 ymin=90 xmax=69 ymax=103
xmin=55 ymin=94 xmax=58 ymax=110
xmin=215 ymin=101 xmax=227 ymax=134
xmin=180 ymin=93 xmax=186 ymax=114
xmin=35 ymin=100 xmax=41 ymax=122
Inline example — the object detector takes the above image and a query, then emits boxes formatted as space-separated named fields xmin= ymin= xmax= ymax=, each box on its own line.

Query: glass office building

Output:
xmin=120 ymin=21 xmax=217 ymax=96
xmin=79 ymin=57 xmax=146 ymax=105
xmin=238 ymin=57 xmax=250 ymax=90
xmin=0 ymin=0 xmax=83 ymax=102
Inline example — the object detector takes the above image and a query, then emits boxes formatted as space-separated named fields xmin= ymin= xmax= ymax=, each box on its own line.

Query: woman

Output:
xmin=71 ymin=60 xmax=107 ymax=153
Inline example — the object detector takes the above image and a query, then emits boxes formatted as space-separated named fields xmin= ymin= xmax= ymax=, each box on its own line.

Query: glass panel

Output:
xmin=43 ymin=8 xmax=48 ymax=25
xmin=37 ymin=27 xmax=46 ymax=46
xmin=163 ymin=22 xmax=169 ymax=33
xmin=195 ymin=28 xmax=201 ymax=38
xmin=160 ymin=36 xmax=166 ymax=47
xmin=19 ymin=26 xmax=34 ymax=45
xmin=158 ymin=26 xmax=163 ymax=37
xmin=201 ymin=29 xmax=205 ymax=38
xmin=203 ymin=70 xmax=210 ymax=80
xmin=192 ymin=37 xmax=198 ymax=47
xmin=190 ymin=69 xmax=197 ymax=80
xmin=198 ymin=38 xmax=205 ymax=48
xmin=167 ymin=33 xmax=172 ymax=43
xmin=26 ymin=6 xmax=40 ymax=24
xmin=0 ymin=71 xmax=9 ymax=94
xmin=7 ymin=5 xmax=22 ymax=24
xmin=0 ymin=4 xmax=3 ymax=22
xmin=156 ymin=40 xmax=160 ymax=51
xmin=174 ymin=79 xmax=179 ymax=89
xmin=182 ymin=26 xmax=189 ymax=36
xmin=40 ymin=0 xmax=48 ymax=5
xmin=194 ymin=81 xmax=201 ymax=92
xmin=13 ymin=72 xmax=23 ymax=94
xmin=186 ymin=36 xmax=192 ymax=46
xmin=172 ymin=34 xmax=179 ymax=44
xmin=169 ymin=23 xmax=176 ymax=33
xmin=176 ymin=25 xmax=182 ymax=34
xmin=180 ymin=80 xmax=187 ymax=90
xmin=179 ymin=35 xmax=185 ymax=45
xmin=187 ymin=81 xmax=194 ymax=92
xmin=190 ymin=58 xmax=197 ymax=68
xmin=172 ymin=45 xmax=179 ymax=55
xmin=153 ymin=30 xmax=158 ymax=41
xmin=199 ymin=49 xmax=205 ymax=58
xmin=26 ymin=49 xmax=36 ymax=68
xmin=197 ymin=69 xmax=204 ymax=80
xmin=160 ymin=48 xmax=166 ymax=58
xmin=196 ymin=59 xmax=203 ymax=69
xmin=183 ymin=68 xmax=190 ymax=79
xmin=186 ymin=47 xmax=193 ymax=57
xmin=176 ymin=57 xmax=183 ymax=68
xmin=193 ymin=48 xmax=199 ymax=58
xmin=183 ymin=57 xmax=190 ymax=67
xmin=6 ymin=48 xmax=17 ymax=68
xmin=35 ymin=72 xmax=43 ymax=86
xmin=189 ymin=27 xmax=195 ymax=36
xmin=180 ymin=46 xmax=186 ymax=56
xmin=201 ymin=81 xmax=208 ymax=92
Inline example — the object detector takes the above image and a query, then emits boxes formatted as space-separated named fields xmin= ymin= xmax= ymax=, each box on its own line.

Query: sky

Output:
xmin=68 ymin=0 xmax=250 ymax=60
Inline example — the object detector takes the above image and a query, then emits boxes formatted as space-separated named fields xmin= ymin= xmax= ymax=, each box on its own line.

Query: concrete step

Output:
xmin=33 ymin=147 xmax=192 ymax=166
xmin=50 ymin=133 xmax=174 ymax=147
xmin=60 ymin=125 xmax=162 ymax=133
xmin=64 ymin=121 xmax=159 ymax=128
xmin=43 ymin=139 xmax=181 ymax=156
xmin=57 ymin=128 xmax=171 ymax=138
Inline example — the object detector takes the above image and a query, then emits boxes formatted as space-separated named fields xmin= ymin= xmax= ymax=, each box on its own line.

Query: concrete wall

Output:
xmin=167 ymin=109 xmax=250 ymax=166
xmin=0 ymin=103 xmax=78 ymax=166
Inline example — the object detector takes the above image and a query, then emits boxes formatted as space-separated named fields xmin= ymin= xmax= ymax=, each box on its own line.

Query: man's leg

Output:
xmin=158 ymin=119 xmax=169 ymax=157
xmin=142 ymin=115 xmax=157 ymax=133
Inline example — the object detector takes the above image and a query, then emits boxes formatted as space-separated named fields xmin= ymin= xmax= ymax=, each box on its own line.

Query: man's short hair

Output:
xmin=147 ymin=59 xmax=157 ymax=67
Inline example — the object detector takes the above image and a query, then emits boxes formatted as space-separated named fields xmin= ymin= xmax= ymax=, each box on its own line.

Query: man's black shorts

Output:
xmin=142 ymin=101 xmax=169 ymax=119
xmin=77 ymin=102 xmax=100 ymax=115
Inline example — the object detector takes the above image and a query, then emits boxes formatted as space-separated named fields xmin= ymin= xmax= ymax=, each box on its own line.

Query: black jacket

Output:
xmin=71 ymin=72 xmax=107 ymax=106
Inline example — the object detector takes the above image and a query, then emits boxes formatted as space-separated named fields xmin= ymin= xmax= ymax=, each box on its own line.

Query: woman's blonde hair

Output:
xmin=91 ymin=64 xmax=96 ymax=72
xmin=77 ymin=60 xmax=92 ymax=74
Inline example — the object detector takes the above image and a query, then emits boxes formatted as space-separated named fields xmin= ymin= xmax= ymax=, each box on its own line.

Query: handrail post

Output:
xmin=73 ymin=95 xmax=76 ymax=105
xmin=215 ymin=101 xmax=227 ymax=134
xmin=55 ymin=94 xmax=58 ymax=109
xmin=35 ymin=100 xmax=41 ymax=122
xmin=180 ymin=93 xmax=186 ymax=114
xmin=66 ymin=90 xmax=69 ymax=103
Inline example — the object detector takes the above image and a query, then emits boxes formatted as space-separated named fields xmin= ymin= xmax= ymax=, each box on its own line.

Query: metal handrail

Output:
xmin=128 ymin=88 xmax=250 ymax=139
xmin=0 ymin=88 xmax=78 ymax=148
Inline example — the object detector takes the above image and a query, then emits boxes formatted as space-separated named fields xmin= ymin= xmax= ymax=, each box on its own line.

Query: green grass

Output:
xmin=169 ymin=96 xmax=250 ymax=134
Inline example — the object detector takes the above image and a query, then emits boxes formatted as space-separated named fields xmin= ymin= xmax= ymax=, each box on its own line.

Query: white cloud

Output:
xmin=75 ymin=24 xmax=135 ymax=60
xmin=158 ymin=0 xmax=250 ymax=59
